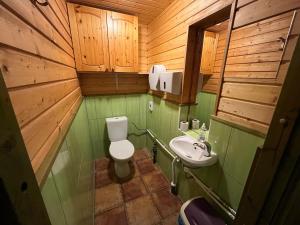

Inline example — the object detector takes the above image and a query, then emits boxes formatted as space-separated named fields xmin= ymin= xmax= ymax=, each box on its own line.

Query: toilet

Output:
xmin=106 ymin=116 xmax=135 ymax=178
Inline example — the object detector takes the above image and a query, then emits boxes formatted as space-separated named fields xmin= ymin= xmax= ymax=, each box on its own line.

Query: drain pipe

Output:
xmin=152 ymin=142 xmax=158 ymax=163
xmin=171 ymin=156 xmax=180 ymax=195
xmin=146 ymin=129 xmax=180 ymax=195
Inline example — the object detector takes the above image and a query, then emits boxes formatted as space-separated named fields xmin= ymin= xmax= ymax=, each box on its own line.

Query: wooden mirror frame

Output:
xmin=176 ymin=4 xmax=232 ymax=105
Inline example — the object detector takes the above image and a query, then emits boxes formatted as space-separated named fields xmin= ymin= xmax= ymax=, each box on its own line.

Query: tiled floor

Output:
xmin=94 ymin=149 xmax=182 ymax=225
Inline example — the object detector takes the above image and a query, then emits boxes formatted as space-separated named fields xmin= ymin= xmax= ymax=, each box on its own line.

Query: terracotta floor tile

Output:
xmin=95 ymin=183 xmax=123 ymax=214
xmin=142 ymin=171 xmax=169 ymax=193
xmin=125 ymin=195 xmax=161 ymax=225
xmin=122 ymin=177 xmax=148 ymax=201
xmin=95 ymin=206 xmax=128 ymax=225
xmin=95 ymin=169 xmax=116 ymax=189
xmin=136 ymin=158 xmax=156 ymax=175
xmin=95 ymin=157 xmax=111 ymax=172
xmin=132 ymin=161 xmax=140 ymax=178
xmin=133 ymin=149 xmax=151 ymax=161
xmin=161 ymin=213 xmax=180 ymax=225
xmin=152 ymin=189 xmax=182 ymax=218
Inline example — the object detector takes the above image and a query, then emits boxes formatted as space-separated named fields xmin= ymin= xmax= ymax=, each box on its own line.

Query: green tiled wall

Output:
xmin=190 ymin=92 xmax=217 ymax=128
xmin=145 ymin=96 xmax=264 ymax=211
xmin=41 ymin=102 xmax=94 ymax=225
xmin=84 ymin=94 xmax=148 ymax=159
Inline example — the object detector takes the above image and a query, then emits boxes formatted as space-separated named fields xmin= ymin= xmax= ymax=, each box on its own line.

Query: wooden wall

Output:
xmin=139 ymin=24 xmax=148 ymax=73
xmin=147 ymin=0 xmax=233 ymax=72
xmin=202 ymin=29 xmax=226 ymax=93
xmin=147 ymin=0 xmax=300 ymax=135
xmin=217 ymin=11 xmax=295 ymax=135
xmin=0 ymin=0 xmax=80 ymax=185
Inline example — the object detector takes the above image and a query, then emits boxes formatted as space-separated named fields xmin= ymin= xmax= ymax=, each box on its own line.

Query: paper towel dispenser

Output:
xmin=149 ymin=65 xmax=166 ymax=91
xmin=159 ymin=72 xmax=182 ymax=95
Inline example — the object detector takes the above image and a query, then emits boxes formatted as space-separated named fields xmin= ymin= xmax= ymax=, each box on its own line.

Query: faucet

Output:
xmin=193 ymin=141 xmax=211 ymax=157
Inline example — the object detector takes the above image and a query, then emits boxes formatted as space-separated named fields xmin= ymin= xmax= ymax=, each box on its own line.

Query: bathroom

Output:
xmin=0 ymin=0 xmax=300 ymax=225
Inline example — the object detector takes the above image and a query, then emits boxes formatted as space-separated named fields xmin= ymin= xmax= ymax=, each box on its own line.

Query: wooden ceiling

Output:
xmin=68 ymin=0 xmax=175 ymax=24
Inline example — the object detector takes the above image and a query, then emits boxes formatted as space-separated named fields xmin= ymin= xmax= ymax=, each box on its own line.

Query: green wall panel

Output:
xmin=42 ymin=173 xmax=67 ymax=225
xmin=42 ymin=92 xmax=266 ymax=222
xmin=146 ymin=96 xmax=265 ymax=211
xmin=85 ymin=94 xmax=148 ymax=159
xmin=190 ymin=92 xmax=217 ymax=128
xmin=42 ymin=102 xmax=94 ymax=225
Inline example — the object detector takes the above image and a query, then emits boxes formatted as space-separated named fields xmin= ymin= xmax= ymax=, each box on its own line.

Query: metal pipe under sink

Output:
xmin=147 ymin=128 xmax=236 ymax=220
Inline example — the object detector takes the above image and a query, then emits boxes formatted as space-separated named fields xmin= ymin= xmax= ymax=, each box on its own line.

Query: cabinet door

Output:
xmin=68 ymin=4 xmax=110 ymax=72
xmin=107 ymin=11 xmax=138 ymax=72
xmin=200 ymin=31 xmax=218 ymax=75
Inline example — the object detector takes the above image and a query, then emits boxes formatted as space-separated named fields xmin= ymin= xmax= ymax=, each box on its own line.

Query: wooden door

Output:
xmin=107 ymin=11 xmax=138 ymax=72
xmin=68 ymin=4 xmax=110 ymax=72
xmin=200 ymin=31 xmax=218 ymax=74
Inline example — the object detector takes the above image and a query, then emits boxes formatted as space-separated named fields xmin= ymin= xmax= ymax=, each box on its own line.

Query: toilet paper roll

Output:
xmin=192 ymin=119 xmax=200 ymax=129
xmin=180 ymin=121 xmax=189 ymax=131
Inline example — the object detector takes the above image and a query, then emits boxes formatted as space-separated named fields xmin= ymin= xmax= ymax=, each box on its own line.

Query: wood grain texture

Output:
xmin=68 ymin=3 xmax=139 ymax=72
xmin=67 ymin=0 xmax=174 ymax=24
xmin=0 ymin=0 xmax=80 ymax=185
xmin=107 ymin=11 xmax=139 ymax=72
xmin=147 ymin=0 xmax=233 ymax=73
xmin=139 ymin=24 xmax=148 ymax=73
xmin=215 ymin=11 xmax=294 ymax=134
xmin=200 ymin=31 xmax=218 ymax=74
xmin=79 ymin=73 xmax=149 ymax=95
xmin=234 ymin=0 xmax=300 ymax=28
xmin=68 ymin=3 xmax=110 ymax=71
xmin=202 ymin=25 xmax=227 ymax=93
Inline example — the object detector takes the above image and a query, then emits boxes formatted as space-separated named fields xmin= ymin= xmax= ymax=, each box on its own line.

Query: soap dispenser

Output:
xmin=199 ymin=123 xmax=207 ymax=142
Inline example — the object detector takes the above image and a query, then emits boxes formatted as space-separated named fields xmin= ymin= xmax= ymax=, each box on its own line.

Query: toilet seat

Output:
xmin=109 ymin=140 xmax=134 ymax=161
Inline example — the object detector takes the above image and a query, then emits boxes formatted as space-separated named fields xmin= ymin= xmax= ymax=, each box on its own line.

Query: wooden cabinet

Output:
xmin=68 ymin=4 xmax=138 ymax=72
xmin=200 ymin=31 xmax=218 ymax=74
xmin=107 ymin=11 xmax=138 ymax=72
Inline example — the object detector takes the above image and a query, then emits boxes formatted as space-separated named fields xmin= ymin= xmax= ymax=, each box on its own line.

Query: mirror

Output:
xmin=188 ymin=20 xmax=229 ymax=130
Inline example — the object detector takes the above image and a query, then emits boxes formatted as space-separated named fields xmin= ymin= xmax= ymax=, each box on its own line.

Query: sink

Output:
xmin=169 ymin=135 xmax=217 ymax=168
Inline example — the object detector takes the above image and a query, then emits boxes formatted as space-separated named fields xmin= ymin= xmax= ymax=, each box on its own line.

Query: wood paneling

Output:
xmin=234 ymin=0 xmax=300 ymax=28
xmin=202 ymin=28 xmax=227 ymax=93
xmin=215 ymin=12 xmax=294 ymax=134
xmin=68 ymin=0 xmax=175 ymax=24
xmin=68 ymin=3 xmax=110 ymax=71
xmin=139 ymin=24 xmax=148 ymax=73
xmin=235 ymin=7 xmax=300 ymax=225
xmin=147 ymin=0 xmax=233 ymax=103
xmin=79 ymin=73 xmax=149 ymax=95
xmin=107 ymin=11 xmax=139 ymax=72
xmin=0 ymin=0 xmax=80 ymax=185
xmin=200 ymin=31 xmax=218 ymax=74
xmin=68 ymin=3 xmax=139 ymax=72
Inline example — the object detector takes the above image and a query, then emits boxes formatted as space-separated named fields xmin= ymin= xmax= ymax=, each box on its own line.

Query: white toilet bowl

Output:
xmin=106 ymin=116 xmax=135 ymax=178
xmin=109 ymin=140 xmax=134 ymax=178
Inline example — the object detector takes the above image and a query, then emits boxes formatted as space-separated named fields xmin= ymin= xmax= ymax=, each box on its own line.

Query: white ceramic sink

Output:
xmin=169 ymin=135 xmax=217 ymax=168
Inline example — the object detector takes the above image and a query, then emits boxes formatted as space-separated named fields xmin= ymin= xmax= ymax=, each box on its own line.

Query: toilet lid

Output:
xmin=109 ymin=140 xmax=134 ymax=160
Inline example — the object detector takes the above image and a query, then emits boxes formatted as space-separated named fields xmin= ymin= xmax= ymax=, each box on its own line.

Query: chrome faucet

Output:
xmin=193 ymin=141 xmax=211 ymax=157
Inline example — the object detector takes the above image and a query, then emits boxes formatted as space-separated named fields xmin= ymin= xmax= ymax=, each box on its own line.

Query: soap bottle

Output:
xmin=199 ymin=123 xmax=207 ymax=142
